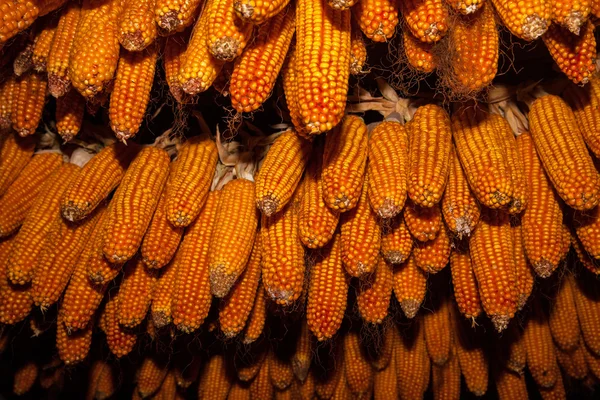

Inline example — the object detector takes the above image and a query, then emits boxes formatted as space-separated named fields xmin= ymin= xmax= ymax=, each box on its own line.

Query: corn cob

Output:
xmin=298 ymin=370 xmax=315 ymax=399
xmin=99 ymin=292 xmax=137 ymax=358
xmin=236 ymin=347 xmax=266 ymax=382
xmin=452 ymin=107 xmax=513 ymax=209
xmin=61 ymin=143 xmax=139 ymax=222
xmin=0 ymin=152 xmax=63 ymax=237
xmin=56 ymin=313 xmax=92 ymax=365
xmin=353 ymin=0 xmax=398 ymax=42
xmin=566 ymin=78 xmax=600 ymax=158
xmin=119 ymin=0 xmax=157 ymax=51
xmin=340 ymin=177 xmax=381 ymax=277
xmin=47 ymin=3 xmax=81 ymax=97
xmin=442 ymin=147 xmax=480 ymax=239
xmin=371 ymin=323 xmax=396 ymax=372
xmin=269 ymin=350 xmax=294 ymax=390
xmin=198 ymin=354 xmax=233 ymax=398
xmin=322 ymin=116 xmax=368 ymax=212
xmin=13 ymin=362 xmax=38 ymax=395
xmin=453 ymin=314 xmax=489 ymax=396
xmin=31 ymin=201 xmax=103 ymax=310
xmin=367 ymin=121 xmax=409 ymax=219
xmin=138 ymin=355 xmax=169 ymax=398
xmin=523 ymin=298 xmax=559 ymax=388
xmin=402 ymin=30 xmax=436 ymax=73
xmin=356 ymin=257 xmax=393 ymax=324
xmin=116 ymin=256 xmax=157 ymax=328
xmin=555 ymin=345 xmax=587 ymax=380
xmin=70 ymin=0 xmax=122 ymax=98
xmin=445 ymin=3 xmax=499 ymax=94
xmin=243 ymin=283 xmax=267 ymax=343
xmin=572 ymin=276 xmax=600 ymax=355
xmin=516 ymin=132 xmax=565 ymax=277
xmin=0 ymin=0 xmax=66 ymax=43
xmin=31 ymin=20 xmax=58 ymax=73
xmin=404 ymin=201 xmax=441 ymax=242
xmin=109 ymin=43 xmax=158 ymax=141
xmin=228 ymin=380 xmax=250 ymax=400
xmin=529 ymin=95 xmax=600 ymax=210
xmin=292 ymin=320 xmax=312 ymax=381
xmin=55 ymin=89 xmax=85 ymax=142
xmin=163 ymin=30 xmax=190 ymax=103
xmin=250 ymin=356 xmax=273 ymax=400
xmin=87 ymin=361 xmax=116 ymax=400
xmin=0 ymin=235 xmax=32 ymax=325
xmin=255 ymin=130 xmax=311 ymax=216
xmin=574 ymin=206 xmax=600 ymax=260
xmin=12 ymin=72 xmax=47 ymax=136
xmin=333 ymin=368 xmax=353 ymax=400
xmin=13 ymin=44 xmax=34 ymax=77
xmin=490 ymin=0 xmax=550 ymax=40
xmin=87 ymin=361 xmax=105 ymax=399
xmin=233 ymin=0 xmax=290 ymax=23
xmin=150 ymin=255 xmax=178 ymax=328
xmin=551 ymin=0 xmax=591 ymax=34
xmin=86 ymin=204 xmax=122 ymax=284
xmin=498 ymin=323 xmax=527 ymax=374
xmin=174 ymin=354 xmax=201 ymax=388
xmin=349 ymin=28 xmax=367 ymax=75
xmin=281 ymin=48 xmax=301 ymax=128
xmin=178 ymin=0 xmax=225 ymax=94
xmin=584 ymin=343 xmax=600 ymax=379
xmin=494 ymin=368 xmax=528 ymax=400
xmin=219 ymin=236 xmax=261 ymax=337
xmin=432 ymin=340 xmax=461 ymax=400
xmin=298 ymin=143 xmax=339 ymax=248
xmin=313 ymin=345 xmax=343 ymax=399
xmin=399 ymin=0 xmax=449 ymax=43
xmin=141 ymin=181 xmax=183 ymax=269
xmin=413 ymin=225 xmax=450 ymax=274
xmin=307 ymin=234 xmax=348 ymax=340
xmin=103 ymin=147 xmax=170 ymax=263
xmin=469 ymin=209 xmax=517 ymax=332
xmin=424 ymin=288 xmax=452 ymax=366
xmin=0 ymin=133 xmax=35 ymax=196
xmin=173 ymin=191 xmax=219 ymax=333
xmin=381 ymin=215 xmax=413 ymax=264
xmin=343 ymin=331 xmax=373 ymax=396
xmin=154 ymin=0 xmax=202 ymax=33
xmin=512 ymin=220 xmax=534 ymax=309
xmin=549 ymin=275 xmax=580 ymax=352
xmin=450 ymin=245 xmax=482 ymax=320
xmin=538 ymin=370 xmax=566 ymax=400
xmin=373 ymin=345 xmax=397 ymax=400
xmin=295 ymin=0 xmax=350 ymax=136
xmin=395 ymin=318 xmax=430 ymax=399
xmin=0 ymin=76 xmax=17 ymax=128
xmin=231 ymin=7 xmax=294 ymax=112
xmin=393 ymin=255 xmax=427 ymax=318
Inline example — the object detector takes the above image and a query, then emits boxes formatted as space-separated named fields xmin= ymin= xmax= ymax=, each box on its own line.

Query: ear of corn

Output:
xmin=209 ymin=179 xmax=258 ymax=298
xmin=173 ymin=191 xmax=220 ymax=333
xmin=118 ymin=0 xmax=157 ymax=51
xmin=269 ymin=349 xmax=294 ymax=390
xmin=0 ymin=0 xmax=54 ymax=44
xmin=572 ymin=276 xmax=600 ymax=355
xmin=86 ymin=202 xmax=123 ymax=284
xmin=154 ymin=0 xmax=202 ymax=33
xmin=490 ymin=0 xmax=550 ymax=40
xmin=404 ymin=201 xmax=441 ymax=242
xmin=116 ymin=256 xmax=158 ymax=328
xmin=31 ymin=19 xmax=58 ymax=73
xmin=234 ymin=0 xmax=291 ymax=23
xmin=367 ymin=121 xmax=409 ymax=219
xmin=150 ymin=254 xmax=178 ymax=328
xmin=498 ymin=323 xmax=527 ymax=375
xmin=444 ymin=0 xmax=482 ymax=13
xmin=381 ymin=215 xmax=413 ymax=264
xmin=529 ymin=94 xmax=600 ymax=210
xmin=207 ymin=0 xmax=253 ymax=61
xmin=402 ymin=30 xmax=436 ymax=73
xmin=550 ymin=0 xmax=591 ymax=34
xmin=566 ymin=78 xmax=600 ymax=158
xmin=494 ymin=366 xmax=528 ymax=400
xmin=12 ymin=362 xmax=38 ymax=396
xmin=399 ymin=0 xmax=449 ymax=43
xmin=469 ymin=209 xmax=517 ymax=332
xmin=56 ymin=313 xmax=92 ymax=365
xmin=70 ymin=0 xmax=122 ymax=98
xmin=349 ymin=28 xmax=367 ymax=75
xmin=137 ymin=355 xmax=169 ymax=398
xmin=14 ymin=44 xmax=34 ymax=78
xmin=230 ymin=5 xmax=295 ymax=113
xmin=198 ymin=354 xmax=233 ymax=398
xmin=548 ymin=275 xmax=581 ymax=352
xmin=0 ymin=133 xmax=35 ymax=196
xmin=0 ymin=152 xmax=63 ymax=237
xmin=344 ymin=331 xmax=374 ymax=396
xmin=352 ymin=0 xmax=399 ymax=42
xmin=47 ymin=2 xmax=81 ymax=97
xmin=243 ymin=283 xmax=267 ymax=344
xmin=0 ymin=76 xmax=17 ymax=128
xmin=392 ymin=255 xmax=427 ymax=318
xmin=523 ymin=297 xmax=559 ymax=389
xmin=250 ymin=354 xmax=274 ymax=399
xmin=163 ymin=30 xmax=191 ymax=103
xmin=431 ymin=338 xmax=461 ymax=400
xmin=537 ymin=369 xmax=566 ymax=400
xmin=395 ymin=317 xmax=430 ymax=399
xmin=574 ymin=206 xmax=600 ymax=260
xmin=413 ymin=225 xmax=450 ymax=274
xmin=373 ymin=339 xmax=398 ymax=399
xmin=13 ymin=72 xmax=47 ymax=137
xmin=583 ymin=343 xmax=600 ymax=378
xmin=103 ymin=147 xmax=170 ymax=263
xmin=424 ymin=287 xmax=452 ymax=366
xmin=356 ymin=257 xmax=393 ymax=324
xmin=174 ymin=354 xmax=201 ymax=388
xmin=98 ymin=292 xmax=137 ymax=358
xmin=450 ymin=245 xmax=482 ymax=320
xmin=281 ymin=48 xmax=302 ymax=128
xmin=61 ymin=143 xmax=139 ymax=222
xmin=512 ymin=219 xmax=535 ymax=310
xmin=555 ymin=344 xmax=587 ymax=380
xmin=56 ymin=89 xmax=85 ymax=142
xmin=292 ymin=320 xmax=312 ymax=381
xmin=219 ymin=236 xmax=261 ymax=338
xmin=255 ymin=129 xmax=311 ymax=216
xmin=295 ymin=0 xmax=350 ymax=136
xmin=453 ymin=311 xmax=489 ymax=396
xmin=0 ymin=234 xmax=33 ymax=325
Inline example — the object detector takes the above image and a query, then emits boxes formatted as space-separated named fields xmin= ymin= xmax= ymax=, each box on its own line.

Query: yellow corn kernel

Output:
xmin=340 ymin=177 xmax=381 ymax=277
xmin=7 ymin=163 xmax=78 ymax=285
xmin=350 ymin=28 xmax=367 ymax=75
xmin=402 ymin=29 xmax=436 ymax=73
xmin=424 ymin=287 xmax=452 ymax=365
xmin=399 ymin=0 xmax=449 ymax=43
xmin=103 ymin=147 xmax=170 ymax=263
xmin=269 ymin=349 xmax=294 ymax=390
xmin=13 ymin=72 xmax=47 ymax=137
xmin=491 ymin=0 xmax=550 ymax=40
xmin=86 ymin=203 xmax=122 ymax=284
xmin=344 ymin=331 xmax=374 ymax=396
xmin=0 ymin=0 xmax=66 ymax=44
xmin=450 ymin=245 xmax=482 ymax=320
xmin=119 ymin=0 xmax=157 ymax=51
xmin=207 ymin=0 xmax=253 ymax=61
xmin=0 ymin=152 xmax=63 ymax=237
xmin=513 ymin=220 xmax=535 ymax=311
xmin=445 ymin=2 xmax=499 ymax=95
xmin=543 ymin=20 xmax=596 ymax=84
xmin=295 ymin=0 xmax=350 ymax=135
xmin=395 ymin=317 xmax=430 ymax=399
xmin=381 ymin=215 xmax=413 ymax=265
xmin=70 ymin=0 xmax=122 ymax=98
xmin=0 ymin=132 xmax=35 ymax=196
xmin=55 ymin=89 xmax=85 ymax=142
xmin=353 ymin=0 xmax=399 ymax=42
xmin=298 ymin=143 xmax=339 ymax=248
xmin=243 ymin=283 xmax=267 ymax=344
xmin=250 ymin=355 xmax=274 ymax=400
xmin=413 ymin=225 xmax=450 ymax=274
xmin=255 ymin=130 xmax=311 ymax=216
xmin=583 ymin=343 xmax=600 ymax=379
xmin=163 ymin=30 xmax=191 ymax=103
xmin=137 ymin=355 xmax=169 ymax=398
xmin=367 ymin=121 xmax=409 ymax=219
xmin=0 ymin=75 xmax=17 ymax=129
xmin=469 ymin=209 xmax=517 ymax=332
xmin=572 ymin=276 xmax=600 ymax=355
xmin=529 ymin=95 xmax=600 ymax=209
xmin=0 ymin=234 xmax=32 ymax=325
xmin=575 ymin=206 xmax=600 ymax=263
xmin=47 ymin=2 xmax=81 ymax=97
xmin=373 ymin=332 xmax=398 ymax=399
xmin=550 ymin=0 xmax=591 ymax=34
xmin=565 ymin=77 xmax=600 ymax=158
xmin=154 ymin=0 xmax=202 ymax=33
xmin=116 ymin=256 xmax=157 ymax=328
xmin=523 ymin=297 xmax=560 ymax=388
xmin=219 ymin=236 xmax=261 ymax=338
xmin=444 ymin=0 xmax=482 ymax=13
xmin=56 ymin=313 xmax=92 ymax=365
xmin=178 ymin=0 xmax=225 ymax=94
xmin=282 ymin=48 xmax=302 ymax=128
xmin=12 ymin=362 xmax=38 ymax=395
xmin=494 ymin=368 xmax=528 ymax=400
xmin=31 ymin=20 xmax=58 ymax=73
xmin=453 ymin=312 xmax=489 ymax=396
xmin=357 ymin=257 xmax=393 ymax=324
xmin=61 ymin=143 xmax=139 ymax=222
xmin=150 ymin=254 xmax=178 ymax=328
xmin=307 ymin=233 xmax=348 ymax=340
xmin=292 ymin=320 xmax=312 ymax=381
xmin=99 ymin=293 xmax=137 ymax=358
xmin=404 ymin=200 xmax=441 ymax=242
xmin=516 ymin=132 xmax=565 ymax=277
xmin=452 ymin=107 xmax=514 ymax=209
xmin=549 ymin=275 xmax=581 ymax=353
xmin=234 ymin=0 xmax=290 ymax=23
xmin=432 ymin=340 xmax=461 ymax=400
xmin=198 ymin=354 xmax=233 ymax=399
xmin=173 ymin=191 xmax=220 ymax=333
xmin=393 ymin=255 xmax=427 ymax=318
